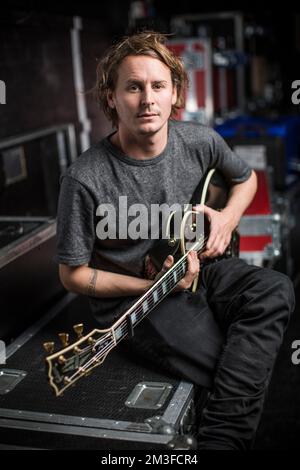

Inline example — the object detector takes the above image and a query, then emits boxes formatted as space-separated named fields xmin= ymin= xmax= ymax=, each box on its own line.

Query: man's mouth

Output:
xmin=137 ymin=113 xmax=158 ymax=118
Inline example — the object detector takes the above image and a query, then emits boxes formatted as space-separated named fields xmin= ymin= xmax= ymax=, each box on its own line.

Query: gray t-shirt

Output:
xmin=56 ymin=120 xmax=251 ymax=325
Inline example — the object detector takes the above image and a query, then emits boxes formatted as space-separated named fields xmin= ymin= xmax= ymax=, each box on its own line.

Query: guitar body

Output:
xmin=146 ymin=168 xmax=239 ymax=277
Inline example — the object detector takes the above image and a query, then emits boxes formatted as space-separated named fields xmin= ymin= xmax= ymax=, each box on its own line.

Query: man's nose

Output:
xmin=141 ymin=87 xmax=155 ymax=106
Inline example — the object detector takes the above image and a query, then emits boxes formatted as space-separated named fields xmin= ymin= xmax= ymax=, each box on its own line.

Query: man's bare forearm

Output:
xmin=59 ymin=264 xmax=154 ymax=298
xmin=222 ymin=170 xmax=257 ymax=226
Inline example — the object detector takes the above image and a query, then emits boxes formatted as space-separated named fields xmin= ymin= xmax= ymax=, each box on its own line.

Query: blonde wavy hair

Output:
xmin=94 ymin=31 xmax=188 ymax=128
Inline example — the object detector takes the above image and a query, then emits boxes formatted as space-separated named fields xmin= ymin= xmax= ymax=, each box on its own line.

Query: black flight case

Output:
xmin=0 ymin=293 xmax=204 ymax=450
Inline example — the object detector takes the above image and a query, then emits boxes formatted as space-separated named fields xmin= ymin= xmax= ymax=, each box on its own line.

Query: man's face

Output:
xmin=108 ymin=55 xmax=177 ymax=137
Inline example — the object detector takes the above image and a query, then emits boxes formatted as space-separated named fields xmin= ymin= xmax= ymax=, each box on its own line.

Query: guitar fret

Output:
xmin=115 ymin=260 xmax=188 ymax=344
xmin=142 ymin=299 xmax=148 ymax=314
xmin=153 ymin=289 xmax=159 ymax=303
xmin=179 ymin=261 xmax=185 ymax=273
xmin=115 ymin=326 xmax=123 ymax=341
xmin=131 ymin=311 xmax=137 ymax=324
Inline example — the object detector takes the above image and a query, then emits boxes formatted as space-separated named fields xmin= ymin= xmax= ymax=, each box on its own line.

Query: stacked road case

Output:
xmin=168 ymin=38 xmax=214 ymax=125
xmin=215 ymin=116 xmax=300 ymax=271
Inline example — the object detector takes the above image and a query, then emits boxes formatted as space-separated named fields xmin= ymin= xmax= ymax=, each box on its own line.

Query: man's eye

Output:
xmin=128 ymin=85 xmax=140 ymax=91
xmin=153 ymin=83 xmax=164 ymax=89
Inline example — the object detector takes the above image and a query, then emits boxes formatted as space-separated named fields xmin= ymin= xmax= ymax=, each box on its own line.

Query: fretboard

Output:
xmin=113 ymin=255 xmax=188 ymax=344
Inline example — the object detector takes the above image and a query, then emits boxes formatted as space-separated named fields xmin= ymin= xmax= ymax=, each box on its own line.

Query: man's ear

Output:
xmin=107 ymin=89 xmax=115 ymax=109
xmin=171 ymin=85 xmax=178 ymax=106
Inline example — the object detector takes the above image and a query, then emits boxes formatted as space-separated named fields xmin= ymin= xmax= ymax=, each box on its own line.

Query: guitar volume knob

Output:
xmin=168 ymin=238 xmax=176 ymax=247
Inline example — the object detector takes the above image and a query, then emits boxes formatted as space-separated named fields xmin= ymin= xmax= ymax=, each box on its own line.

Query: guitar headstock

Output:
xmin=43 ymin=324 xmax=115 ymax=396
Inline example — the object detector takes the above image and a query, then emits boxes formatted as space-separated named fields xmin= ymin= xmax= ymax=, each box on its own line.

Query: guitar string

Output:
xmin=109 ymin=235 xmax=209 ymax=343
xmin=90 ymin=234 xmax=207 ymax=348
xmin=65 ymin=236 xmax=208 ymax=382
xmin=66 ymin=268 xmax=187 ymax=382
xmin=65 ymin=260 xmax=190 ymax=382
xmin=65 ymin=237 xmax=209 ymax=383
xmin=65 ymin=236 xmax=209 ymax=381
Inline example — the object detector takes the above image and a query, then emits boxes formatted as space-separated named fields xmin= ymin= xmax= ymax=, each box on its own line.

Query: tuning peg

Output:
xmin=58 ymin=333 xmax=69 ymax=347
xmin=58 ymin=355 xmax=66 ymax=365
xmin=73 ymin=323 xmax=84 ymax=338
xmin=43 ymin=342 xmax=55 ymax=354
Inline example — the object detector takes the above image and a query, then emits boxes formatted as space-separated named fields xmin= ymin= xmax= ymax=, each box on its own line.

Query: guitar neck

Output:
xmin=111 ymin=242 xmax=201 ymax=345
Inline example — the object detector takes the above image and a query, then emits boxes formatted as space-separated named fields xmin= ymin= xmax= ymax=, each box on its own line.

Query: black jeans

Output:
xmin=123 ymin=258 xmax=295 ymax=450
